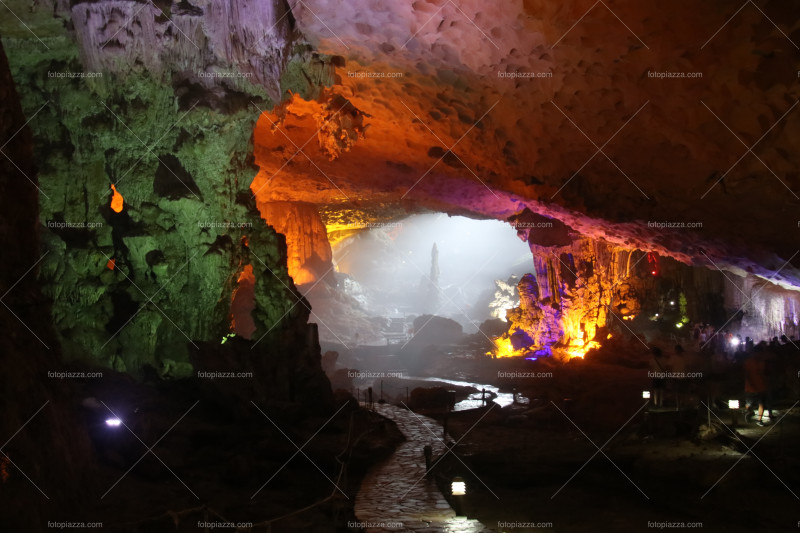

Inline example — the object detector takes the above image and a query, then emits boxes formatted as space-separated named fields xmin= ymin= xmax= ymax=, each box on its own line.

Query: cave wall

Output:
xmin=70 ymin=0 xmax=295 ymax=103
xmin=1 ymin=1 xmax=332 ymax=394
xmin=258 ymin=201 xmax=333 ymax=285
xmin=722 ymin=274 xmax=800 ymax=340
xmin=0 ymin=38 xmax=96 ymax=532
xmin=504 ymin=236 xmax=623 ymax=356
xmin=5 ymin=0 xmax=799 ymax=374
xmin=502 ymin=230 xmax=800 ymax=357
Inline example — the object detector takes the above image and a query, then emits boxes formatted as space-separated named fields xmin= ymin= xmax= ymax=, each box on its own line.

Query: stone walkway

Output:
xmin=354 ymin=404 xmax=494 ymax=533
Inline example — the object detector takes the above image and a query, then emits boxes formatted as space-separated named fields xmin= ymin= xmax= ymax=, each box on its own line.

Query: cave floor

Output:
xmin=417 ymin=377 xmax=800 ymax=532
xmin=354 ymin=403 xmax=493 ymax=532
xmin=334 ymin=340 xmax=800 ymax=532
xmin=46 ymin=373 xmax=406 ymax=532
xmin=436 ymin=407 xmax=800 ymax=533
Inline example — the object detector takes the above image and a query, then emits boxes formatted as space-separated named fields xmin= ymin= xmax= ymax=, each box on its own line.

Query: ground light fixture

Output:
xmin=728 ymin=400 xmax=741 ymax=427
xmin=451 ymin=476 xmax=467 ymax=517
xmin=642 ymin=391 xmax=651 ymax=399
xmin=451 ymin=477 xmax=466 ymax=496
xmin=105 ymin=418 xmax=122 ymax=427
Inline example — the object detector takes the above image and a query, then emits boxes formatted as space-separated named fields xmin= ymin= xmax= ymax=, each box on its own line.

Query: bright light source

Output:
xmin=728 ymin=400 xmax=739 ymax=410
xmin=654 ymin=313 xmax=659 ymax=317
xmin=675 ymin=323 xmax=683 ymax=328
xmin=451 ymin=477 xmax=466 ymax=496
xmin=669 ymin=300 xmax=675 ymax=305
xmin=105 ymin=418 xmax=122 ymax=427
xmin=730 ymin=337 xmax=740 ymax=346
xmin=642 ymin=391 xmax=651 ymax=399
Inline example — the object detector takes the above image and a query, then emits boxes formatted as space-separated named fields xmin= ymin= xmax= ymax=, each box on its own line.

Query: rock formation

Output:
xmin=3 ymin=0 xmax=799 ymax=370
xmin=257 ymin=201 xmax=333 ymax=285
xmin=0 ymin=38 xmax=96 ymax=531
xmin=2 ymin=1 xmax=332 ymax=405
xmin=419 ymin=242 xmax=440 ymax=313
xmin=488 ymin=275 xmax=519 ymax=321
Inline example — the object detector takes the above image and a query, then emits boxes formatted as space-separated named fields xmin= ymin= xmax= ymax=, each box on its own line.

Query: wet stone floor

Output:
xmin=354 ymin=403 xmax=495 ymax=533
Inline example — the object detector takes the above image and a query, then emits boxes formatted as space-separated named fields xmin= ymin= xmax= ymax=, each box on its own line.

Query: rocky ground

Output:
xmin=2 ymin=367 xmax=404 ymax=532
xmin=334 ymin=335 xmax=800 ymax=532
xmin=436 ymin=402 xmax=800 ymax=532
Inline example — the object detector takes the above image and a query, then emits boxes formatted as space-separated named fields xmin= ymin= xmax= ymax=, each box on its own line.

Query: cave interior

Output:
xmin=2 ymin=1 xmax=800 ymax=532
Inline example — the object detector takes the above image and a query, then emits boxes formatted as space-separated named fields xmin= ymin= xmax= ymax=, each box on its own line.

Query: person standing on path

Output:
xmin=744 ymin=346 xmax=768 ymax=426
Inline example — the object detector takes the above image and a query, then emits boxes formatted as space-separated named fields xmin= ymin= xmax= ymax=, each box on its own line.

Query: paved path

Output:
xmin=354 ymin=404 xmax=494 ymax=533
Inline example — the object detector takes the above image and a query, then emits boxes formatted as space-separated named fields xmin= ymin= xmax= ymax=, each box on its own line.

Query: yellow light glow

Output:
xmin=491 ymin=309 xmax=603 ymax=360
xmin=560 ymin=309 xmax=602 ymax=359
xmin=490 ymin=336 xmax=524 ymax=358
xmin=565 ymin=340 xmax=600 ymax=359
xmin=292 ymin=266 xmax=316 ymax=286
xmin=325 ymin=222 xmax=363 ymax=249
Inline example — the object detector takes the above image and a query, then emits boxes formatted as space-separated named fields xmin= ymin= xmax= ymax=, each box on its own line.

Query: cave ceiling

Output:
xmin=4 ymin=0 xmax=800 ymax=288
xmin=256 ymin=0 xmax=800 ymax=288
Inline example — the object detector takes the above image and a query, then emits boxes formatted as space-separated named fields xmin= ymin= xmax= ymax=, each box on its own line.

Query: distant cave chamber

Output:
xmin=267 ymin=206 xmax=800 ymax=361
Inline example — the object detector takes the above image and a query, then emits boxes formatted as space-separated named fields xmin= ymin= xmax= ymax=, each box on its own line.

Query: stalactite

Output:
xmin=495 ymin=233 xmax=800 ymax=360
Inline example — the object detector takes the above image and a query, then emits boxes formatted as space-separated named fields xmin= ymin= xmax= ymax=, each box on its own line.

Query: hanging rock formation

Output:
xmin=257 ymin=201 xmax=334 ymax=285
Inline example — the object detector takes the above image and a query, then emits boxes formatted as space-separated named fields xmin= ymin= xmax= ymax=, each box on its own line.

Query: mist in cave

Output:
xmin=318 ymin=214 xmax=530 ymax=339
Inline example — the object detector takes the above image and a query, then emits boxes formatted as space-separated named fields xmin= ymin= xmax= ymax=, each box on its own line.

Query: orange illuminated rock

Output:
xmin=110 ymin=184 xmax=123 ymax=213
xmin=106 ymin=258 xmax=115 ymax=270
xmin=491 ymin=336 xmax=524 ymax=358
xmin=254 ymin=201 xmax=333 ymax=286
xmin=231 ymin=264 xmax=256 ymax=339
xmin=245 ymin=0 xmax=800 ymax=289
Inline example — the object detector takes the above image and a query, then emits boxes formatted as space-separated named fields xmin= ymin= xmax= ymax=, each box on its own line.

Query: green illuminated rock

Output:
xmin=2 ymin=1 xmax=331 ymax=402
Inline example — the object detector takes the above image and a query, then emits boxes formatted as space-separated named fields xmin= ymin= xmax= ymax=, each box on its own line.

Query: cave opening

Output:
xmin=275 ymin=201 xmax=800 ymax=373
xmin=304 ymin=213 xmax=531 ymax=349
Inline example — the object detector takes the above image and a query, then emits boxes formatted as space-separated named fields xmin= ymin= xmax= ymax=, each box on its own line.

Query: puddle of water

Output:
xmin=399 ymin=376 xmax=524 ymax=411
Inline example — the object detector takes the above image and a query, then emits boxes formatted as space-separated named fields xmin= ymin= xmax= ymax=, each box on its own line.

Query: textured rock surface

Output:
xmin=3 ymin=0 xmax=800 ymax=369
xmin=252 ymin=0 xmax=800 ymax=288
xmin=71 ymin=0 xmax=294 ymax=103
xmin=500 ymin=238 xmax=800 ymax=357
xmin=2 ymin=1 xmax=331 ymax=395
xmin=488 ymin=275 xmax=519 ymax=321
xmin=258 ymin=201 xmax=333 ymax=285
xmin=0 ymin=39 xmax=96 ymax=532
